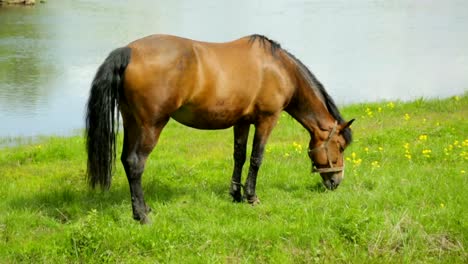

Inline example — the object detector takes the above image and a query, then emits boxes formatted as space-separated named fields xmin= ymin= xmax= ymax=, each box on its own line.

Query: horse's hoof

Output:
xmin=139 ymin=215 xmax=152 ymax=225
xmin=145 ymin=205 xmax=152 ymax=214
xmin=230 ymin=192 xmax=243 ymax=203
xmin=247 ymin=196 xmax=260 ymax=205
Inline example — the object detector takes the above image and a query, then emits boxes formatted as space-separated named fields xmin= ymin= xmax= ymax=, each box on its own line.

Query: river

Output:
xmin=0 ymin=0 xmax=467 ymax=136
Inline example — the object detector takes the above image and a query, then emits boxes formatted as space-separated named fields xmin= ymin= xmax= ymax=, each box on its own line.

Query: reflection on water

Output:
xmin=0 ymin=0 xmax=467 ymax=136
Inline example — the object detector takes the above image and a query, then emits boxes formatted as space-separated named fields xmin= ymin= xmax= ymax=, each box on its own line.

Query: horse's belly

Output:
xmin=170 ymin=105 xmax=247 ymax=130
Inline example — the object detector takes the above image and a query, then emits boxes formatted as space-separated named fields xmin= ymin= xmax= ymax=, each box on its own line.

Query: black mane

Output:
xmin=248 ymin=34 xmax=352 ymax=144
xmin=249 ymin=34 xmax=282 ymax=56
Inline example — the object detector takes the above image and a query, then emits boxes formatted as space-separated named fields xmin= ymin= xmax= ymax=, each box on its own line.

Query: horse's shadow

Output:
xmin=269 ymin=178 xmax=327 ymax=194
xmin=6 ymin=176 xmax=191 ymax=223
xmin=7 ymin=172 xmax=327 ymax=223
xmin=307 ymin=181 xmax=328 ymax=193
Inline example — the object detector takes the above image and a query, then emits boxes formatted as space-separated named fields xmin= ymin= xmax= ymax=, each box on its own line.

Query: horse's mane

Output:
xmin=248 ymin=34 xmax=352 ymax=144
xmin=249 ymin=34 xmax=282 ymax=55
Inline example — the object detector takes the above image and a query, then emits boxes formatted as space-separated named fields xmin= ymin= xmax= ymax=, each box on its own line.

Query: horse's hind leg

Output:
xmin=121 ymin=114 xmax=168 ymax=224
xmin=230 ymin=123 xmax=250 ymax=202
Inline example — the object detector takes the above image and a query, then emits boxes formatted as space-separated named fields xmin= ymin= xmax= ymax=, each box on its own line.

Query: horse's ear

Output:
xmin=341 ymin=119 xmax=355 ymax=130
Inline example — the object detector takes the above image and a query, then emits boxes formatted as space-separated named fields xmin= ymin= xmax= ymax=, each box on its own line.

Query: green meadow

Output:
xmin=0 ymin=94 xmax=467 ymax=263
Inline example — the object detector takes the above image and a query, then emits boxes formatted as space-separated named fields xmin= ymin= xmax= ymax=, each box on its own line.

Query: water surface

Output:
xmin=0 ymin=0 xmax=467 ymax=136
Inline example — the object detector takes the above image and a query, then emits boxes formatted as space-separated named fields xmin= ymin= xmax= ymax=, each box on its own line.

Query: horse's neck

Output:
xmin=286 ymin=77 xmax=335 ymax=135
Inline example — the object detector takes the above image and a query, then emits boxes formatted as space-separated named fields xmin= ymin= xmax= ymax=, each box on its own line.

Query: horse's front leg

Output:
xmin=230 ymin=123 xmax=250 ymax=202
xmin=244 ymin=114 xmax=279 ymax=204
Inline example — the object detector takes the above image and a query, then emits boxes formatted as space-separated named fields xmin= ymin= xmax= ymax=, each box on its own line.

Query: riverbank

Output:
xmin=0 ymin=95 xmax=467 ymax=262
xmin=0 ymin=0 xmax=36 ymax=5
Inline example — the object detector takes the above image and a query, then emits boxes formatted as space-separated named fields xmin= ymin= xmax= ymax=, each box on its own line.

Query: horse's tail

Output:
xmin=85 ymin=47 xmax=131 ymax=189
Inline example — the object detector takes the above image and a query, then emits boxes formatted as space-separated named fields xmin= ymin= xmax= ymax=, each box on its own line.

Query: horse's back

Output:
xmin=122 ymin=34 xmax=295 ymax=129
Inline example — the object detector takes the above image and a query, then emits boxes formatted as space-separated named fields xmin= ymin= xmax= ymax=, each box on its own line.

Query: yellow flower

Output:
xmin=293 ymin=142 xmax=302 ymax=153
xmin=461 ymin=151 xmax=467 ymax=160
xmin=403 ymin=143 xmax=412 ymax=160
xmin=453 ymin=96 xmax=460 ymax=101
xmin=440 ymin=203 xmax=445 ymax=208
xmin=348 ymin=152 xmax=362 ymax=167
xmin=378 ymin=147 xmax=384 ymax=152
xmin=444 ymin=148 xmax=450 ymax=156
xmin=419 ymin=135 xmax=428 ymax=141
xmin=462 ymin=139 xmax=468 ymax=147
xmin=371 ymin=161 xmax=380 ymax=168
xmin=364 ymin=147 xmax=369 ymax=153
xmin=365 ymin=107 xmax=373 ymax=117
xmin=404 ymin=113 xmax=410 ymax=121
xmin=422 ymin=149 xmax=432 ymax=158
xmin=461 ymin=170 xmax=466 ymax=174
xmin=387 ymin=102 xmax=395 ymax=109
xmin=378 ymin=107 xmax=382 ymax=113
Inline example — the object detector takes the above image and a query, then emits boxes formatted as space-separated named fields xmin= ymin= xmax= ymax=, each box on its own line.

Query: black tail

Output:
xmin=85 ymin=47 xmax=131 ymax=189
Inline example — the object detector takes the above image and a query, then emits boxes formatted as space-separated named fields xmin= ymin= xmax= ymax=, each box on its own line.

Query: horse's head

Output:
xmin=308 ymin=119 xmax=354 ymax=190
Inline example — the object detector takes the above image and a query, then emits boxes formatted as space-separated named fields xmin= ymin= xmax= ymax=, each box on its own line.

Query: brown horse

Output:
xmin=86 ymin=34 xmax=354 ymax=223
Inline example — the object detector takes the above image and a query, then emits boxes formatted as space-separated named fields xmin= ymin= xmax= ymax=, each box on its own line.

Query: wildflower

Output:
xmin=378 ymin=147 xmax=384 ymax=152
xmin=404 ymin=143 xmax=411 ymax=160
xmin=292 ymin=141 xmax=302 ymax=153
xmin=440 ymin=203 xmax=445 ymax=208
xmin=461 ymin=170 xmax=466 ymax=174
xmin=461 ymin=151 xmax=467 ymax=160
xmin=348 ymin=152 xmax=362 ymax=167
xmin=378 ymin=107 xmax=382 ymax=113
xmin=386 ymin=102 xmax=395 ymax=109
xmin=404 ymin=113 xmax=410 ymax=121
xmin=364 ymin=147 xmax=369 ymax=153
xmin=462 ymin=139 xmax=468 ymax=147
xmin=444 ymin=147 xmax=450 ymax=156
xmin=371 ymin=161 xmax=380 ymax=168
xmin=418 ymin=135 xmax=428 ymax=141
xmin=453 ymin=95 xmax=460 ymax=101
xmin=266 ymin=147 xmax=272 ymax=153
xmin=283 ymin=152 xmax=290 ymax=158
xmin=353 ymin=158 xmax=362 ymax=166
xmin=422 ymin=149 xmax=432 ymax=158
xmin=365 ymin=107 xmax=373 ymax=118
xmin=422 ymin=118 xmax=427 ymax=123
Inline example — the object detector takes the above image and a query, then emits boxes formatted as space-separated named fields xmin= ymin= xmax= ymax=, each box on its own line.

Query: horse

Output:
xmin=86 ymin=34 xmax=354 ymax=223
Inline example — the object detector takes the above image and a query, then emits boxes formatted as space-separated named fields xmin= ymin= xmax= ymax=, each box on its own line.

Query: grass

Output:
xmin=0 ymin=94 xmax=467 ymax=263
